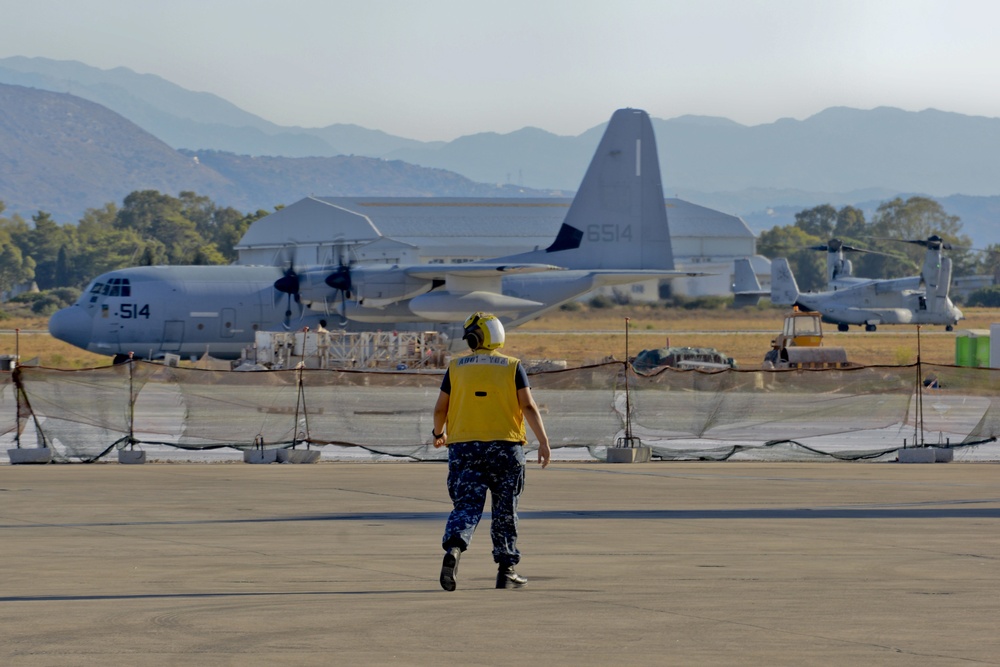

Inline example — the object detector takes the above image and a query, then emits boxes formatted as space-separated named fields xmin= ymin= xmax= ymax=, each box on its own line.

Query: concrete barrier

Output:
xmin=243 ymin=449 xmax=279 ymax=464
xmin=7 ymin=447 xmax=52 ymax=464
xmin=606 ymin=446 xmax=652 ymax=463
xmin=118 ymin=449 xmax=147 ymax=464
xmin=898 ymin=448 xmax=937 ymax=463
xmin=277 ymin=449 xmax=321 ymax=464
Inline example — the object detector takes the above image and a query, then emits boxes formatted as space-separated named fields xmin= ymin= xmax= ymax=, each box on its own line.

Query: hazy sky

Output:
xmin=3 ymin=0 xmax=999 ymax=141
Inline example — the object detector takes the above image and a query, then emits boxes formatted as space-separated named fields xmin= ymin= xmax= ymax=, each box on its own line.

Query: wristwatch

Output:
xmin=432 ymin=430 xmax=444 ymax=439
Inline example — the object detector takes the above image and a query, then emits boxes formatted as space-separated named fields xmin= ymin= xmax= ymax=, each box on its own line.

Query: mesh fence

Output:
xmin=0 ymin=371 xmax=16 ymax=441
xmin=2 ymin=361 xmax=998 ymax=462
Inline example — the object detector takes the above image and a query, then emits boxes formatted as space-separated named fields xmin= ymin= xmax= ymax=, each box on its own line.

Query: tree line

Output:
xmin=757 ymin=196 xmax=1000 ymax=294
xmin=0 ymin=190 xmax=272 ymax=312
xmin=2 ymin=191 xmax=997 ymax=315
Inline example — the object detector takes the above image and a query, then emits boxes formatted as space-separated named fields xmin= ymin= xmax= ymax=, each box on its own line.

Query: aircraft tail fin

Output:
xmin=732 ymin=258 xmax=764 ymax=308
xmin=921 ymin=246 xmax=945 ymax=298
xmin=770 ymin=258 xmax=800 ymax=305
xmin=497 ymin=108 xmax=674 ymax=271
xmin=927 ymin=256 xmax=953 ymax=313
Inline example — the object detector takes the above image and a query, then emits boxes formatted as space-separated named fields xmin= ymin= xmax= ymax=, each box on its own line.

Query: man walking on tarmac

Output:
xmin=432 ymin=312 xmax=551 ymax=591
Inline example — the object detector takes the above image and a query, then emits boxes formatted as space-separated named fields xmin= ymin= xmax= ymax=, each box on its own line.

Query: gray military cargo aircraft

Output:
xmin=766 ymin=235 xmax=963 ymax=331
xmin=49 ymin=108 xmax=698 ymax=362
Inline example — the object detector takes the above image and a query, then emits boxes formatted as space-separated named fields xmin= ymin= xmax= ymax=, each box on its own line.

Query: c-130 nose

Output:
xmin=48 ymin=305 xmax=94 ymax=351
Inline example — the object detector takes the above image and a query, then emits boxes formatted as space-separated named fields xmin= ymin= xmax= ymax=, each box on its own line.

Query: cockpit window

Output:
xmin=99 ymin=278 xmax=132 ymax=298
xmin=88 ymin=278 xmax=131 ymax=302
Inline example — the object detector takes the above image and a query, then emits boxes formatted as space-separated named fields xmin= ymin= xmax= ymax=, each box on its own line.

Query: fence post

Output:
xmin=13 ymin=328 xmax=19 ymax=448
xmin=609 ymin=317 xmax=650 ymax=462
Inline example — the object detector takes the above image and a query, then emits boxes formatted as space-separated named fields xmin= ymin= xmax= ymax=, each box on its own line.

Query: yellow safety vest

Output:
xmin=446 ymin=351 xmax=526 ymax=444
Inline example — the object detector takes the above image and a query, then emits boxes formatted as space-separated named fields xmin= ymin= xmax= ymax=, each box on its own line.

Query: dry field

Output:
xmin=0 ymin=315 xmax=107 ymax=369
xmin=509 ymin=305 xmax=997 ymax=368
xmin=2 ymin=305 xmax=997 ymax=370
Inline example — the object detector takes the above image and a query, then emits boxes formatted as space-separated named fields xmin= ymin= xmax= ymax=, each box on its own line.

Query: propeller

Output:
xmin=323 ymin=246 xmax=354 ymax=326
xmin=273 ymin=258 xmax=304 ymax=330
xmin=899 ymin=234 xmax=952 ymax=251
xmin=808 ymin=238 xmax=898 ymax=258
xmin=870 ymin=234 xmax=955 ymax=251
xmin=271 ymin=243 xmax=359 ymax=329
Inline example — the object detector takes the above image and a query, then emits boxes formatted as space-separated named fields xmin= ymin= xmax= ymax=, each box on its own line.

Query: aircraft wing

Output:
xmin=587 ymin=269 xmax=709 ymax=276
xmin=405 ymin=263 xmax=706 ymax=281
xmin=586 ymin=269 xmax=711 ymax=285
xmin=403 ymin=263 xmax=565 ymax=279
xmin=874 ymin=276 xmax=922 ymax=293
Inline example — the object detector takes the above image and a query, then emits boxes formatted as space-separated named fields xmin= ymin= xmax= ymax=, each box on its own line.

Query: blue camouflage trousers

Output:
xmin=442 ymin=440 xmax=526 ymax=566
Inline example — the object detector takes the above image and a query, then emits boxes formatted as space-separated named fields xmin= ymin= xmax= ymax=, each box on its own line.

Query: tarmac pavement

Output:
xmin=1 ymin=460 xmax=999 ymax=666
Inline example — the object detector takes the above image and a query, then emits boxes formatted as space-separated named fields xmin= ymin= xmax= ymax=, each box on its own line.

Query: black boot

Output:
xmin=496 ymin=564 xmax=528 ymax=589
xmin=440 ymin=547 xmax=461 ymax=591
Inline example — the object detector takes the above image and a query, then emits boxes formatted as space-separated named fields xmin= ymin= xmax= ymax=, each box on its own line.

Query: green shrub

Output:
xmin=10 ymin=292 xmax=45 ymax=304
xmin=30 ymin=295 xmax=63 ymax=316
xmin=664 ymin=295 xmax=732 ymax=310
xmin=18 ymin=289 xmax=79 ymax=316
xmin=966 ymin=286 xmax=1000 ymax=308
xmin=589 ymin=294 xmax=616 ymax=309
xmin=50 ymin=287 xmax=80 ymax=304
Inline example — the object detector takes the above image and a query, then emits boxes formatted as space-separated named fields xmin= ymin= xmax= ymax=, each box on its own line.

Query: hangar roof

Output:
xmin=236 ymin=196 xmax=753 ymax=254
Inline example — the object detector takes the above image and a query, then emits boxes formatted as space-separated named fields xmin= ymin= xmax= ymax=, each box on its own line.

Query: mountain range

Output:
xmin=1 ymin=55 xmax=999 ymax=246
xmin=0 ymin=82 xmax=545 ymax=224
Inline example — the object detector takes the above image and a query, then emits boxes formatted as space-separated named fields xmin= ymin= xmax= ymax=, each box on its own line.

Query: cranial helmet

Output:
xmin=463 ymin=312 xmax=505 ymax=350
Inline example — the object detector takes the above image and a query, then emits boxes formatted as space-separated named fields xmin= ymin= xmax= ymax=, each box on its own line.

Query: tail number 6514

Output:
xmin=587 ymin=224 xmax=632 ymax=242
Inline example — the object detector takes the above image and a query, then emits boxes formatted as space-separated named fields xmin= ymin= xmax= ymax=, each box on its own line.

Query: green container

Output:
xmin=955 ymin=336 xmax=973 ymax=367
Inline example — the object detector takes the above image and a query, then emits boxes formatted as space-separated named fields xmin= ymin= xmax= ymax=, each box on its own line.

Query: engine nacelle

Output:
xmin=408 ymin=291 xmax=543 ymax=321
xmin=352 ymin=265 xmax=432 ymax=307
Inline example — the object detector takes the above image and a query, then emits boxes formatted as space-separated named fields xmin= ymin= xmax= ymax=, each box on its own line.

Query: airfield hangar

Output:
xmin=235 ymin=196 xmax=769 ymax=301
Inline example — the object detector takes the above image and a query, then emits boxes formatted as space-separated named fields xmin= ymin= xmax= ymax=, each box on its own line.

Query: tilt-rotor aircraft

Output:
xmin=50 ymin=108 xmax=697 ymax=362
xmin=767 ymin=235 xmax=963 ymax=331
xmin=731 ymin=237 xmax=899 ymax=306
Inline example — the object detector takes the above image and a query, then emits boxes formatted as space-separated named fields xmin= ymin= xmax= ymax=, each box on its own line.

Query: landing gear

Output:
xmin=946 ymin=325 xmax=954 ymax=332
xmin=837 ymin=323 xmax=849 ymax=332
xmin=864 ymin=323 xmax=877 ymax=332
